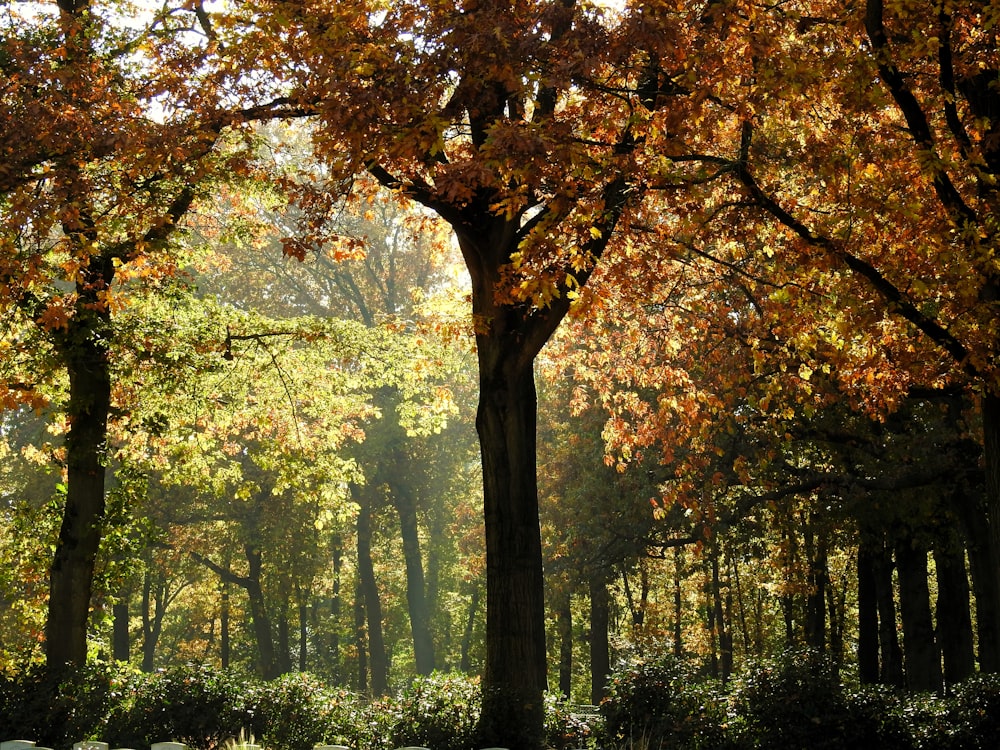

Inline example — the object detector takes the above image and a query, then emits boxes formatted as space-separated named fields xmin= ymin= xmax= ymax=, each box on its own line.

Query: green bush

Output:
xmin=246 ymin=674 xmax=357 ymax=750
xmin=385 ymin=672 xmax=481 ymax=750
xmin=731 ymin=651 xmax=849 ymax=749
xmin=543 ymin=693 xmax=602 ymax=750
xmin=600 ymin=649 xmax=729 ymax=750
xmin=102 ymin=665 xmax=252 ymax=750
xmin=0 ymin=663 xmax=112 ymax=747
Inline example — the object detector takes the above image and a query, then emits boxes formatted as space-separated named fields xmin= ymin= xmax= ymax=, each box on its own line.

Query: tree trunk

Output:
xmin=220 ymin=579 xmax=230 ymax=669
xmin=112 ymin=599 xmax=129 ymax=662
xmin=45 ymin=257 xmax=115 ymax=669
xmin=589 ymin=573 xmax=610 ymax=705
xmin=896 ymin=538 xmax=941 ymax=692
xmin=555 ymin=588 xmax=573 ymax=698
xmin=141 ymin=570 xmax=166 ymax=672
xmin=933 ymin=543 xmax=975 ymax=686
xmin=857 ymin=540 xmax=880 ymax=684
xmin=354 ymin=580 xmax=368 ymax=693
xmin=979 ymin=391 xmax=1000 ymax=672
xmin=329 ymin=536 xmax=343 ymax=682
xmin=804 ymin=521 xmax=827 ymax=652
xmin=673 ymin=546 xmax=683 ymax=657
xmin=393 ymin=478 xmax=436 ymax=675
xmin=873 ymin=538 xmax=904 ymax=687
xmin=356 ymin=493 xmax=389 ymax=694
xmin=460 ymin=584 xmax=481 ymax=674
xmin=277 ymin=594 xmax=293 ymax=676
xmin=476 ymin=337 xmax=548 ymax=749
xmin=299 ymin=599 xmax=308 ymax=672
xmin=244 ymin=544 xmax=279 ymax=680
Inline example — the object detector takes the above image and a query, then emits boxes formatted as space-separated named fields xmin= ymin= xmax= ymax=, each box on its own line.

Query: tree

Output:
xmin=0 ymin=0 xmax=303 ymax=668
xmin=243 ymin=4 xmax=680 ymax=743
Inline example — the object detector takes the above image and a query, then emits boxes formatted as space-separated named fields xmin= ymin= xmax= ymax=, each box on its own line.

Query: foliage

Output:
xmin=543 ymin=692 xmax=602 ymax=750
xmin=102 ymin=665 xmax=252 ymax=750
xmin=600 ymin=647 xmax=729 ymax=750
xmin=0 ymin=663 xmax=113 ymax=748
xmin=245 ymin=673 xmax=357 ymax=750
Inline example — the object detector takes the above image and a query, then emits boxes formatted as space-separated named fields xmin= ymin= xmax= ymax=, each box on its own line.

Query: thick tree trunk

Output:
xmin=245 ymin=544 xmax=279 ymax=680
xmin=857 ymin=541 xmax=880 ymax=684
xmin=476 ymin=339 xmax=548 ymax=749
xmin=589 ymin=574 xmax=610 ymax=705
xmin=933 ymin=543 xmax=975 ymax=686
xmin=393 ymin=479 xmax=436 ymax=675
xmin=356 ymin=494 xmax=389 ymax=694
xmin=46 ymin=264 xmax=114 ymax=668
xmin=896 ymin=539 xmax=941 ymax=692
xmin=981 ymin=392 xmax=1000 ymax=672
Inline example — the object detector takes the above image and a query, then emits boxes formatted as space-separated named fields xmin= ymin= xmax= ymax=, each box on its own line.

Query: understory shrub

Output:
xmin=544 ymin=693 xmax=601 ymax=750
xmin=0 ymin=663 xmax=113 ymax=748
xmin=383 ymin=672 xmax=481 ymax=750
xmin=246 ymin=673 xmax=357 ymax=750
xmin=102 ymin=665 xmax=251 ymax=750
xmin=600 ymin=649 xmax=729 ymax=750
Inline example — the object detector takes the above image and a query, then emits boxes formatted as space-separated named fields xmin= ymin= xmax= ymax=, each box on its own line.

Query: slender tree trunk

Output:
xmin=804 ymin=521 xmax=827 ymax=652
xmin=896 ymin=538 xmax=941 ymax=692
xmin=356 ymin=494 xmax=388 ymax=694
xmin=555 ymin=588 xmax=573 ymax=698
xmin=277 ymin=593 xmax=293 ymax=676
xmin=329 ymin=536 xmax=342 ymax=682
xmin=933 ymin=543 xmax=975 ymax=686
xmin=857 ymin=540 xmax=880 ymax=684
xmin=460 ymin=584 xmax=481 ymax=674
xmin=873 ymin=538 xmax=904 ymax=687
xmin=673 ymin=546 xmax=683 ymax=657
xmin=589 ymin=573 xmax=610 ymax=705
xmin=393 ymin=478 xmax=436 ymax=675
xmin=354 ymin=581 xmax=368 ymax=693
xmin=112 ymin=599 xmax=129 ymax=662
xmin=710 ymin=551 xmax=731 ymax=684
xmin=220 ymin=579 xmax=230 ymax=669
xmin=299 ymin=599 xmax=309 ymax=672
xmin=729 ymin=548 xmax=751 ymax=657
xmin=141 ymin=570 xmax=165 ymax=672
xmin=45 ymin=255 xmax=115 ymax=669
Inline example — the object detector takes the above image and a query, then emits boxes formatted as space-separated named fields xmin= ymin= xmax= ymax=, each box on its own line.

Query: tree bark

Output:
xmin=555 ymin=588 xmax=573 ymax=698
xmin=45 ymin=255 xmax=115 ymax=669
xmin=857 ymin=540 xmax=880 ymax=684
xmin=392 ymin=476 xmax=436 ymax=675
xmin=476 ymin=332 xmax=549 ymax=749
xmin=933 ymin=543 xmax=975 ymax=686
xmin=896 ymin=538 xmax=941 ymax=692
xmin=460 ymin=584 xmax=481 ymax=674
xmin=673 ymin=546 xmax=683 ymax=657
xmin=981 ymin=392 xmax=1000 ymax=672
xmin=804 ymin=521 xmax=827 ymax=652
xmin=873 ymin=538 xmax=904 ymax=687
xmin=112 ymin=599 xmax=129 ymax=662
xmin=354 ymin=580 xmax=368 ymax=693
xmin=244 ymin=544 xmax=279 ymax=680
xmin=589 ymin=573 xmax=610 ymax=705
xmin=356 ymin=493 xmax=389 ymax=694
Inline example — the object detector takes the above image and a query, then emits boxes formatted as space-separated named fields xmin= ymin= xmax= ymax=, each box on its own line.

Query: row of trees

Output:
xmin=2 ymin=0 xmax=998 ymax=748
